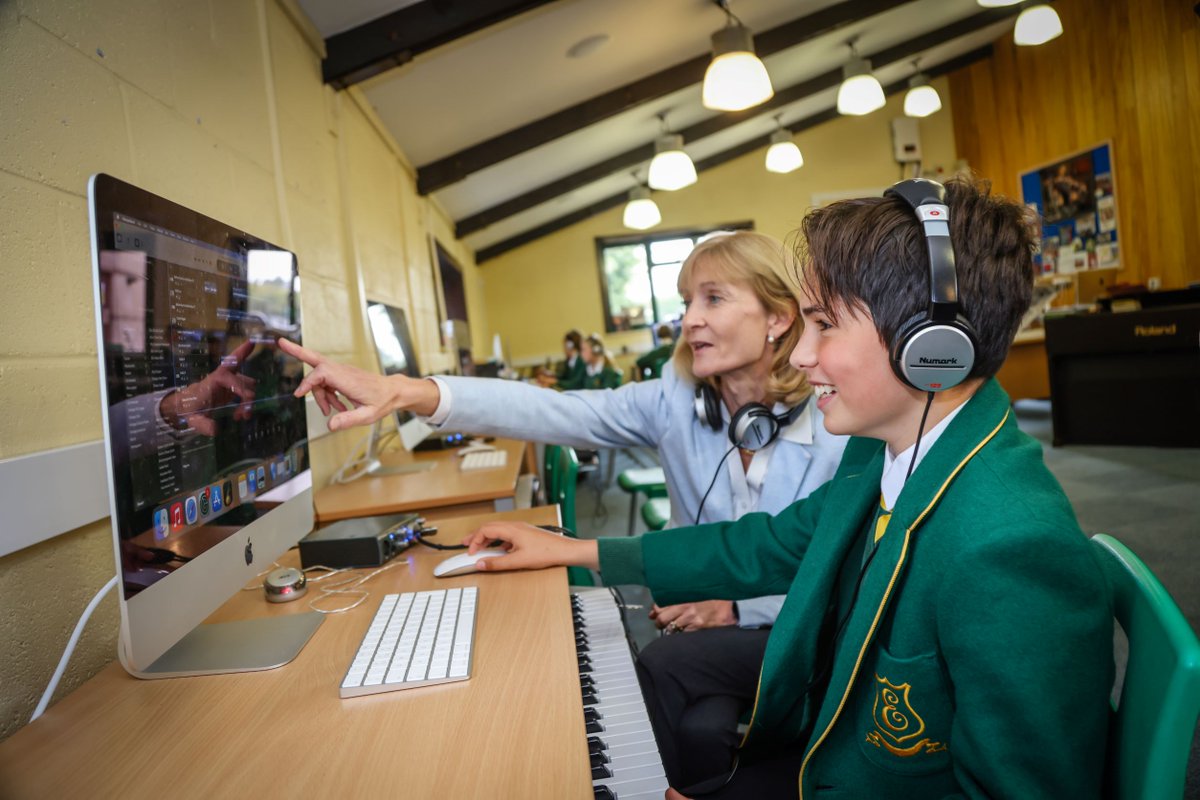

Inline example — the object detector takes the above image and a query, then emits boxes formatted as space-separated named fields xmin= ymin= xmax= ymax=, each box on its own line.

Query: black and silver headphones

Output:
xmin=883 ymin=178 xmax=978 ymax=392
xmin=694 ymin=383 xmax=806 ymax=452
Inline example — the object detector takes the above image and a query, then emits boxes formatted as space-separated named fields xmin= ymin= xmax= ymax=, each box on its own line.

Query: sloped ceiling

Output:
xmin=295 ymin=0 xmax=1031 ymax=261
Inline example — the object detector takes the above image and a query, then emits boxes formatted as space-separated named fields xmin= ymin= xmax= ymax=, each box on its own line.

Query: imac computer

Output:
xmin=89 ymin=174 xmax=321 ymax=678
xmin=361 ymin=299 xmax=440 ymax=471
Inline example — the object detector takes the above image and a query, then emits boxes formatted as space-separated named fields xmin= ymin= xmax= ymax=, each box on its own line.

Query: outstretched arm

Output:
xmin=278 ymin=338 xmax=440 ymax=431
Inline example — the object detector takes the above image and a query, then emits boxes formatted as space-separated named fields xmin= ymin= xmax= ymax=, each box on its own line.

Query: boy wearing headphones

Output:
xmin=465 ymin=176 xmax=1113 ymax=797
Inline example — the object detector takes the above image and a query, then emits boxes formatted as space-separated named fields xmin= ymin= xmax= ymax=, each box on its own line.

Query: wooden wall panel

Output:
xmin=949 ymin=0 xmax=1200 ymax=290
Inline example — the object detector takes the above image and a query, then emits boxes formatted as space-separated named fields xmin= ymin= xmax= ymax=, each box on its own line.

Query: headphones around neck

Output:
xmin=694 ymin=383 xmax=806 ymax=452
xmin=883 ymin=178 xmax=977 ymax=392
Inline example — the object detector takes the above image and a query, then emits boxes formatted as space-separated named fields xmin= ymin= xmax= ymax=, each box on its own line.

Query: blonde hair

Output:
xmin=673 ymin=231 xmax=809 ymax=407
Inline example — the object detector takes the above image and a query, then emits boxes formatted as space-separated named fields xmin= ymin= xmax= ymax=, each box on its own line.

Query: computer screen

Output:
xmin=366 ymin=300 xmax=420 ymax=379
xmin=90 ymin=173 xmax=319 ymax=676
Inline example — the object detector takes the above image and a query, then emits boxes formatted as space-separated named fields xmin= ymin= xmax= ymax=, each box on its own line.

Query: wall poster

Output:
xmin=1020 ymin=142 xmax=1119 ymax=275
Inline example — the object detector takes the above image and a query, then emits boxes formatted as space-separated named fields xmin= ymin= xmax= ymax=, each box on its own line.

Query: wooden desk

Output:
xmin=0 ymin=506 xmax=593 ymax=799
xmin=314 ymin=437 xmax=527 ymax=524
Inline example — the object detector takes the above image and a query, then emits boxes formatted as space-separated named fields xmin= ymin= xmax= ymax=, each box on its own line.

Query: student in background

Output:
xmin=536 ymin=329 xmax=587 ymax=390
xmin=636 ymin=322 xmax=677 ymax=381
xmin=451 ymin=177 xmax=1113 ymax=798
xmin=581 ymin=333 xmax=622 ymax=390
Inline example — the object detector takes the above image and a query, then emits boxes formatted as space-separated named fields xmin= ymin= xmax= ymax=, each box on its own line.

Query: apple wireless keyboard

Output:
xmin=340 ymin=587 xmax=477 ymax=698
xmin=459 ymin=449 xmax=508 ymax=471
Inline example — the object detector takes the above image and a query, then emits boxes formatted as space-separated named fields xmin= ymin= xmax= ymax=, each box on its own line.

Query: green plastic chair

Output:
xmin=552 ymin=446 xmax=594 ymax=587
xmin=1090 ymin=533 xmax=1200 ymax=800
xmin=542 ymin=444 xmax=561 ymax=506
xmin=640 ymin=497 xmax=672 ymax=531
xmin=617 ymin=466 xmax=667 ymax=535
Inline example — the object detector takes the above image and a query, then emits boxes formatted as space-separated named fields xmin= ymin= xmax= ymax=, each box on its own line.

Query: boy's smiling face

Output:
xmin=790 ymin=284 xmax=918 ymax=447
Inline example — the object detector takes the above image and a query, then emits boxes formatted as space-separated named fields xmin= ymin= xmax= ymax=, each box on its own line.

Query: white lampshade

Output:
xmin=903 ymin=75 xmax=942 ymax=118
xmin=647 ymin=134 xmax=697 ymax=191
xmin=623 ymin=186 xmax=661 ymax=230
xmin=836 ymin=57 xmax=885 ymax=116
xmin=1014 ymin=5 xmax=1063 ymax=46
xmin=702 ymin=24 xmax=774 ymax=111
xmin=764 ymin=129 xmax=803 ymax=174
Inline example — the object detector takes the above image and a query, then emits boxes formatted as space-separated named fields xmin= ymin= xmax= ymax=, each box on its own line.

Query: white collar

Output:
xmin=879 ymin=400 xmax=967 ymax=510
xmin=586 ymin=362 xmax=602 ymax=376
xmin=777 ymin=399 xmax=814 ymax=445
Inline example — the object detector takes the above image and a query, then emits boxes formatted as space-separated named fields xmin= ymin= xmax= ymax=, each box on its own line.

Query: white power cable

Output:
xmin=31 ymin=574 xmax=118 ymax=722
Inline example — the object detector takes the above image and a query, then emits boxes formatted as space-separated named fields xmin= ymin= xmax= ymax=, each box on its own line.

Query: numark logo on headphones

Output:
xmin=918 ymin=356 xmax=961 ymax=366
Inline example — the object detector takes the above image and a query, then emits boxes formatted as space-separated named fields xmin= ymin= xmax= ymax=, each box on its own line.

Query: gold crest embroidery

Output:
xmin=864 ymin=674 xmax=947 ymax=757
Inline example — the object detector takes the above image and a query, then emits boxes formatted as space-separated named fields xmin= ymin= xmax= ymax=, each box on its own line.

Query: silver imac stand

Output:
xmin=133 ymin=613 xmax=325 ymax=677
xmin=364 ymin=417 xmax=436 ymax=476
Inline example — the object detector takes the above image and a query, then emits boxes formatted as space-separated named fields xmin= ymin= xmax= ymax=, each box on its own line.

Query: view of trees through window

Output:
xmin=596 ymin=224 xmax=750 ymax=332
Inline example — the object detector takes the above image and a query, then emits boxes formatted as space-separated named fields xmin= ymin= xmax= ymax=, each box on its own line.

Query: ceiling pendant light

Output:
xmin=764 ymin=121 xmax=803 ymax=174
xmin=623 ymin=184 xmax=661 ymax=231
xmin=836 ymin=40 xmax=885 ymax=116
xmin=701 ymin=2 xmax=773 ymax=112
xmin=903 ymin=62 xmax=942 ymax=118
xmin=647 ymin=115 xmax=697 ymax=191
xmin=1014 ymin=4 xmax=1063 ymax=46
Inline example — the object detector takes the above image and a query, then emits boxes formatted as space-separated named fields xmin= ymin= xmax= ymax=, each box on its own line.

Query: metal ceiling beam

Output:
xmin=473 ymin=44 xmax=994 ymax=264
xmin=417 ymin=0 xmax=912 ymax=194
xmin=323 ymin=0 xmax=560 ymax=89
xmin=458 ymin=4 xmax=1025 ymax=239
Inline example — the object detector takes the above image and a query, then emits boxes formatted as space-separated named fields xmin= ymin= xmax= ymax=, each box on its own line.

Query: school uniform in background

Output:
xmin=555 ymin=352 xmax=587 ymax=391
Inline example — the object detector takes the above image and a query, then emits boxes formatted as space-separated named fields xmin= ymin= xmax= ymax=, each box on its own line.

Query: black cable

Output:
xmin=905 ymin=391 xmax=936 ymax=483
xmin=694 ymin=444 xmax=739 ymax=526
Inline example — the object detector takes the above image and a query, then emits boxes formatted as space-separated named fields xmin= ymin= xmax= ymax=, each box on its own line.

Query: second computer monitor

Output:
xmin=366 ymin=300 xmax=420 ymax=379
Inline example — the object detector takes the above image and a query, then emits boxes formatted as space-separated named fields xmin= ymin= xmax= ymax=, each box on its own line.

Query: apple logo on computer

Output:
xmin=245 ymin=539 xmax=253 ymax=566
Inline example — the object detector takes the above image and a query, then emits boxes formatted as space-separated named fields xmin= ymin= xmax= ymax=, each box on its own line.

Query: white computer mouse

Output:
xmin=433 ymin=548 xmax=508 ymax=578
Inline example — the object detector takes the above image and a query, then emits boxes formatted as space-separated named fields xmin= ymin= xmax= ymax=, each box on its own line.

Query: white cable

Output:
xmin=307 ymin=561 xmax=402 ymax=614
xmin=32 ymin=574 xmax=118 ymax=722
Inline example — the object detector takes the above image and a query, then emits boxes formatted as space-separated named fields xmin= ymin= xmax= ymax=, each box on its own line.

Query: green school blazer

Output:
xmin=600 ymin=379 xmax=1113 ymax=799
xmin=556 ymin=356 xmax=588 ymax=390
xmin=582 ymin=364 xmax=622 ymax=391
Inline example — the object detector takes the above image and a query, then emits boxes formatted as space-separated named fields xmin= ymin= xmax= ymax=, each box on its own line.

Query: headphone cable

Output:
xmin=694 ymin=444 xmax=738 ymax=526
xmin=905 ymin=391 xmax=936 ymax=483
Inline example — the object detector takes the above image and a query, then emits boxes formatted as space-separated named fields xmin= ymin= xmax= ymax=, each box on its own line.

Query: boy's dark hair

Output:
xmin=795 ymin=175 xmax=1038 ymax=380
xmin=564 ymin=329 xmax=583 ymax=351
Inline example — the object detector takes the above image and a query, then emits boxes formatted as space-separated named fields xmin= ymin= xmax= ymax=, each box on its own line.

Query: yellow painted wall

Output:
xmin=480 ymin=78 xmax=960 ymax=371
xmin=0 ymin=0 xmax=484 ymax=739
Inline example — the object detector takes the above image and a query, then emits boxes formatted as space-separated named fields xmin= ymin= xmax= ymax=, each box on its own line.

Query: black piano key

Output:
xmin=584 ymin=707 xmax=602 ymax=723
xmin=582 ymin=691 xmax=598 ymax=706
xmin=580 ymin=675 xmax=595 ymax=690
xmin=587 ymin=735 xmax=607 ymax=754
xmin=589 ymin=752 xmax=610 ymax=768
xmin=585 ymin=719 xmax=604 ymax=734
xmin=591 ymin=764 xmax=613 ymax=780
xmin=593 ymin=788 xmax=616 ymax=800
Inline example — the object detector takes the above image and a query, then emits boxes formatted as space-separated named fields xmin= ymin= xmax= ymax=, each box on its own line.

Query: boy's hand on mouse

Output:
xmin=462 ymin=522 xmax=599 ymax=572
xmin=650 ymin=600 xmax=737 ymax=632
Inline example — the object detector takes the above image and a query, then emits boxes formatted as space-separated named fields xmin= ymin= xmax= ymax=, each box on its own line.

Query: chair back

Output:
xmin=542 ymin=444 xmax=561 ymax=506
xmin=552 ymin=446 xmax=593 ymax=586
xmin=1091 ymin=533 xmax=1200 ymax=800
xmin=554 ymin=446 xmax=580 ymax=532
